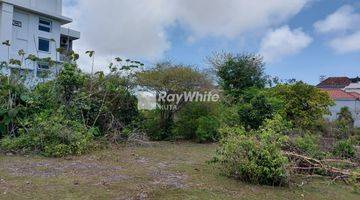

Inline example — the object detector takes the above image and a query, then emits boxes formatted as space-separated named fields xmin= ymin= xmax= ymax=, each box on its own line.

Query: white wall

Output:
xmin=11 ymin=9 xmax=61 ymax=64
xmin=0 ymin=2 xmax=62 ymax=87
xmin=327 ymin=100 xmax=360 ymax=127
xmin=2 ymin=0 xmax=62 ymax=15
xmin=0 ymin=5 xmax=61 ymax=65
xmin=0 ymin=3 xmax=14 ymax=62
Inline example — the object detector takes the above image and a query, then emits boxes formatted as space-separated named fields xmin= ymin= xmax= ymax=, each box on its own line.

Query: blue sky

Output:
xmin=64 ymin=0 xmax=360 ymax=85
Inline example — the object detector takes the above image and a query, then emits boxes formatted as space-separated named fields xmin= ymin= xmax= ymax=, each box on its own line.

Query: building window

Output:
xmin=38 ymin=38 xmax=50 ymax=52
xmin=39 ymin=18 xmax=52 ymax=32
xmin=12 ymin=20 xmax=22 ymax=27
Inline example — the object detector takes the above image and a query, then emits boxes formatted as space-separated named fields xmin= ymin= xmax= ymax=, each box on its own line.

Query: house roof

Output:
xmin=321 ymin=88 xmax=360 ymax=100
xmin=317 ymin=77 xmax=351 ymax=88
xmin=345 ymin=82 xmax=360 ymax=89
xmin=349 ymin=92 xmax=360 ymax=99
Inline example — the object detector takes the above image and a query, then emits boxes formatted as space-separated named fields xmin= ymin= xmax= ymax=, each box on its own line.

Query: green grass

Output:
xmin=0 ymin=142 xmax=359 ymax=199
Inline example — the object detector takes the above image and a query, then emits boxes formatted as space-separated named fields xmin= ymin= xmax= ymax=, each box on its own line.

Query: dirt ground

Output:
xmin=0 ymin=142 xmax=359 ymax=200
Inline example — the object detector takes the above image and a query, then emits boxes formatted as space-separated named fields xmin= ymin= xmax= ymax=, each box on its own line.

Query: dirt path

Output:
xmin=0 ymin=142 xmax=359 ymax=200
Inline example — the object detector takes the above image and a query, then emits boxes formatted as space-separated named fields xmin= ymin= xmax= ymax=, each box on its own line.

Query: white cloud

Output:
xmin=63 ymin=0 xmax=310 ymax=71
xmin=314 ymin=5 xmax=360 ymax=54
xmin=329 ymin=31 xmax=360 ymax=54
xmin=259 ymin=26 xmax=313 ymax=63
xmin=314 ymin=5 xmax=360 ymax=34
xmin=174 ymin=0 xmax=309 ymax=38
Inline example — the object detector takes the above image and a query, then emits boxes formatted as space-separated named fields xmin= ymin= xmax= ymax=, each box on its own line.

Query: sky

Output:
xmin=62 ymin=0 xmax=360 ymax=85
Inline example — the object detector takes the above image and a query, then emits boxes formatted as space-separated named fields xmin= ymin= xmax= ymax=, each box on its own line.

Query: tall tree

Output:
xmin=136 ymin=62 xmax=212 ymax=139
xmin=210 ymin=53 xmax=266 ymax=101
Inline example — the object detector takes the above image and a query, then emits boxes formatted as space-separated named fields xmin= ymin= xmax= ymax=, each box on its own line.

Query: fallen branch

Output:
xmin=283 ymin=151 xmax=360 ymax=182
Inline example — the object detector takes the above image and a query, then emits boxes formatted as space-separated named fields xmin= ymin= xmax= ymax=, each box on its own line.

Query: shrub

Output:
xmin=0 ymin=112 xmax=95 ymax=157
xmin=335 ymin=107 xmax=355 ymax=139
xmin=141 ymin=109 xmax=167 ymax=141
xmin=218 ymin=104 xmax=240 ymax=127
xmin=333 ymin=140 xmax=356 ymax=159
xmin=172 ymin=102 xmax=219 ymax=141
xmin=213 ymin=133 xmax=289 ymax=186
xmin=238 ymin=89 xmax=283 ymax=130
xmin=272 ymin=82 xmax=334 ymax=130
xmin=213 ymin=115 xmax=290 ymax=186
xmin=218 ymin=125 xmax=246 ymax=139
xmin=294 ymin=134 xmax=320 ymax=157
xmin=337 ymin=107 xmax=354 ymax=128
xmin=79 ymin=75 xmax=139 ymax=136
xmin=195 ymin=116 xmax=220 ymax=143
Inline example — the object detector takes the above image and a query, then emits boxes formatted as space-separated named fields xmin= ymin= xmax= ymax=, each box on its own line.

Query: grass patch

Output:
xmin=0 ymin=142 xmax=358 ymax=199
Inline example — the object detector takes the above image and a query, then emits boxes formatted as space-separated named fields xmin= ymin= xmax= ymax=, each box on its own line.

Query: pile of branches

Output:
xmin=284 ymin=151 xmax=360 ymax=183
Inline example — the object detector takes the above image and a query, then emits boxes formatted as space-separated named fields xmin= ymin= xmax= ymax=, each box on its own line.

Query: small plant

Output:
xmin=333 ymin=139 xmax=356 ymax=159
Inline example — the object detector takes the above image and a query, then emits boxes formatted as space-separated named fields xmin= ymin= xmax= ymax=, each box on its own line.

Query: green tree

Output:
xmin=210 ymin=53 xmax=266 ymax=100
xmin=172 ymin=102 xmax=219 ymax=140
xmin=272 ymin=82 xmax=334 ymax=130
xmin=336 ymin=107 xmax=355 ymax=139
xmin=337 ymin=107 xmax=354 ymax=128
xmin=136 ymin=62 xmax=212 ymax=139
xmin=238 ymin=88 xmax=282 ymax=130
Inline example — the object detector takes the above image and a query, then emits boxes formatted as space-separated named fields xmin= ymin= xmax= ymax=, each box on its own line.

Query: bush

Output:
xmin=238 ymin=89 xmax=283 ymax=130
xmin=272 ymin=82 xmax=334 ymax=130
xmin=79 ymin=74 xmax=139 ymax=136
xmin=141 ymin=109 xmax=166 ymax=141
xmin=335 ymin=107 xmax=355 ymax=139
xmin=195 ymin=116 xmax=220 ymax=143
xmin=213 ymin=115 xmax=290 ymax=186
xmin=213 ymin=134 xmax=289 ymax=186
xmin=294 ymin=134 xmax=320 ymax=157
xmin=172 ymin=102 xmax=219 ymax=141
xmin=337 ymin=107 xmax=354 ymax=127
xmin=1 ymin=112 xmax=95 ymax=157
xmin=333 ymin=140 xmax=356 ymax=159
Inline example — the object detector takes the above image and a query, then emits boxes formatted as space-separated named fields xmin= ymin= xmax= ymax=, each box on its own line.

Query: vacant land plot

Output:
xmin=0 ymin=142 xmax=358 ymax=200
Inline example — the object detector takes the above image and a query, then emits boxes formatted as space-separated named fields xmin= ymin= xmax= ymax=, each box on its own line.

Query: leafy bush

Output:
xmin=195 ymin=116 xmax=220 ymax=143
xmin=218 ymin=126 xmax=246 ymax=139
xmin=272 ymin=82 xmax=334 ymax=130
xmin=237 ymin=88 xmax=282 ymax=130
xmin=294 ymin=134 xmax=320 ymax=157
xmin=172 ymin=102 xmax=219 ymax=141
xmin=213 ymin=115 xmax=290 ymax=186
xmin=78 ymin=74 xmax=139 ymax=136
xmin=333 ymin=140 xmax=356 ymax=159
xmin=1 ymin=112 xmax=95 ymax=157
xmin=337 ymin=107 xmax=354 ymax=127
xmin=335 ymin=107 xmax=355 ymax=139
xmin=141 ymin=109 xmax=166 ymax=141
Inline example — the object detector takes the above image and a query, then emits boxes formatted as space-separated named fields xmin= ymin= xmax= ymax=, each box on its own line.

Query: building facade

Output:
xmin=318 ymin=77 xmax=360 ymax=127
xmin=0 ymin=0 xmax=79 ymax=85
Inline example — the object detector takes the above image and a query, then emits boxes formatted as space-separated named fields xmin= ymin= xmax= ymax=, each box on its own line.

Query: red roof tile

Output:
xmin=349 ymin=92 xmax=360 ymax=99
xmin=317 ymin=77 xmax=351 ymax=88
xmin=321 ymin=89 xmax=358 ymax=100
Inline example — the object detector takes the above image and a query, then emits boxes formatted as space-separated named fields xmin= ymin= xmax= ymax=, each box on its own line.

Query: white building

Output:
xmin=321 ymin=89 xmax=360 ymax=127
xmin=344 ymin=83 xmax=360 ymax=94
xmin=0 ymin=0 xmax=80 ymax=85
